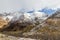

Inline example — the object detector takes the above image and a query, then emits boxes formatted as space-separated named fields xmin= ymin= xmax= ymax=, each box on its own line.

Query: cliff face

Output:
xmin=0 ymin=16 xmax=9 ymax=30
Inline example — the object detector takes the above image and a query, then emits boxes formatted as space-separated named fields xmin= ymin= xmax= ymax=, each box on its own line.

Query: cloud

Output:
xmin=23 ymin=0 xmax=60 ymax=11
xmin=0 ymin=0 xmax=60 ymax=12
xmin=0 ymin=0 xmax=22 ymax=13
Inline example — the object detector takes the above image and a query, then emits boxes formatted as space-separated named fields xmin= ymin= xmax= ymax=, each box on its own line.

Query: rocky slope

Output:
xmin=0 ymin=11 xmax=48 ymax=40
xmin=1 ymin=10 xmax=60 ymax=40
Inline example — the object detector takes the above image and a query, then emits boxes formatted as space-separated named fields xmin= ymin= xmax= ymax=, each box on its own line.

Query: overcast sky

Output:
xmin=0 ymin=0 xmax=22 ymax=13
xmin=0 ymin=0 xmax=60 ymax=13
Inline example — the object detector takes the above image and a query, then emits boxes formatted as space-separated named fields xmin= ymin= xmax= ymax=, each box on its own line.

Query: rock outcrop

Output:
xmin=0 ymin=16 xmax=9 ymax=30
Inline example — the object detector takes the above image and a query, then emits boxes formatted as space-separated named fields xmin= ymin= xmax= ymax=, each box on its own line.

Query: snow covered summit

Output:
xmin=11 ymin=11 xmax=48 ymax=23
xmin=0 ymin=11 xmax=48 ymax=23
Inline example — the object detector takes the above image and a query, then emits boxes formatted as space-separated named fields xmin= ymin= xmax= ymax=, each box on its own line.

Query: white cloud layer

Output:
xmin=0 ymin=0 xmax=22 ymax=13
xmin=23 ymin=0 xmax=60 ymax=11
xmin=0 ymin=0 xmax=60 ymax=12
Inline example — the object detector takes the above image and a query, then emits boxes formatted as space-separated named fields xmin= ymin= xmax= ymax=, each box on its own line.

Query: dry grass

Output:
xmin=22 ymin=25 xmax=35 ymax=33
xmin=36 ymin=19 xmax=60 ymax=40
xmin=46 ymin=19 xmax=60 ymax=26
xmin=1 ymin=18 xmax=60 ymax=40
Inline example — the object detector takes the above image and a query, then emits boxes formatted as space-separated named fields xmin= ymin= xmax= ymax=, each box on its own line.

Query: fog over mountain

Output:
xmin=0 ymin=0 xmax=60 ymax=13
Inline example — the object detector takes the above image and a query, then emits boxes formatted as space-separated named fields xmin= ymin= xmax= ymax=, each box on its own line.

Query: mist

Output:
xmin=0 ymin=0 xmax=60 ymax=12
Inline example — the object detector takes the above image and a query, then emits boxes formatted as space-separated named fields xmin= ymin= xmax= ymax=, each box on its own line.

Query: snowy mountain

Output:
xmin=33 ymin=12 xmax=48 ymax=18
xmin=10 ymin=11 xmax=48 ymax=24
xmin=0 ymin=11 xmax=48 ymax=24
xmin=38 ymin=8 xmax=56 ymax=15
xmin=0 ymin=11 xmax=48 ymax=30
xmin=1 ymin=7 xmax=58 ymax=23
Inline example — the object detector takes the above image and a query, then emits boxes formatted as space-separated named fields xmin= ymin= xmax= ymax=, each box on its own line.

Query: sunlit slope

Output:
xmin=0 ymin=17 xmax=9 ymax=29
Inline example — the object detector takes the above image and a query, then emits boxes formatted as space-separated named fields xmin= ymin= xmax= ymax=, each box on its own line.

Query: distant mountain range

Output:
xmin=0 ymin=8 xmax=58 ymax=23
xmin=26 ymin=8 xmax=57 ymax=15
xmin=0 ymin=8 xmax=60 ymax=31
xmin=38 ymin=8 xmax=56 ymax=15
xmin=11 ymin=11 xmax=48 ymax=23
xmin=0 ymin=11 xmax=48 ymax=23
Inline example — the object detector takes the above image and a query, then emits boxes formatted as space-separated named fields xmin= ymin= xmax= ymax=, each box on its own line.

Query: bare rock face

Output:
xmin=0 ymin=17 xmax=9 ymax=30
